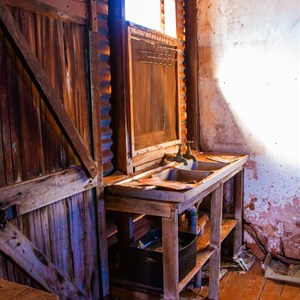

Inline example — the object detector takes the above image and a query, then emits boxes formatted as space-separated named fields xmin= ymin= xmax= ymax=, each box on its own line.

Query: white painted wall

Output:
xmin=197 ymin=0 xmax=300 ymax=258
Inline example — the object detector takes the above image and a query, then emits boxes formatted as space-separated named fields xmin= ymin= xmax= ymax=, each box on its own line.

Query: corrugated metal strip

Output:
xmin=97 ymin=0 xmax=114 ymax=176
xmin=176 ymin=0 xmax=187 ymax=143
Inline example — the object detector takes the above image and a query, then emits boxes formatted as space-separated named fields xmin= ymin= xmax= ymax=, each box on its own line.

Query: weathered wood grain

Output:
xmin=233 ymin=170 xmax=244 ymax=253
xmin=0 ymin=222 xmax=88 ymax=299
xmin=6 ymin=0 xmax=89 ymax=25
xmin=0 ymin=279 xmax=59 ymax=299
xmin=208 ymin=185 xmax=223 ymax=300
xmin=184 ymin=0 xmax=199 ymax=148
xmin=0 ymin=3 xmax=98 ymax=178
xmin=0 ymin=166 xmax=97 ymax=215
xmin=162 ymin=211 xmax=179 ymax=299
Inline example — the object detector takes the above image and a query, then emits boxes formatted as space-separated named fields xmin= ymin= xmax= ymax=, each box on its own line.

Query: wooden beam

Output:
xmin=88 ymin=0 xmax=98 ymax=32
xmin=208 ymin=185 xmax=223 ymax=300
xmin=0 ymin=3 xmax=98 ymax=178
xmin=184 ymin=0 xmax=200 ymax=150
xmin=6 ymin=0 xmax=89 ymax=25
xmin=0 ymin=166 xmax=97 ymax=215
xmin=233 ymin=170 xmax=244 ymax=253
xmin=0 ymin=222 xmax=88 ymax=299
xmin=162 ymin=211 xmax=179 ymax=299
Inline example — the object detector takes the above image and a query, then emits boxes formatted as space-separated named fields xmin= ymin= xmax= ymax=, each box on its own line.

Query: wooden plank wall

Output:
xmin=0 ymin=1 xmax=107 ymax=299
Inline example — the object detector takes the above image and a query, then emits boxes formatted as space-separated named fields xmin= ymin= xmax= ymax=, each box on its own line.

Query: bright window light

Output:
xmin=165 ymin=0 xmax=176 ymax=37
xmin=125 ymin=0 xmax=161 ymax=32
xmin=125 ymin=0 xmax=177 ymax=37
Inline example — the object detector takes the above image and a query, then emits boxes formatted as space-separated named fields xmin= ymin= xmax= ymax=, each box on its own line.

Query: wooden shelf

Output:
xmin=110 ymin=218 xmax=237 ymax=295
xmin=179 ymin=218 xmax=237 ymax=291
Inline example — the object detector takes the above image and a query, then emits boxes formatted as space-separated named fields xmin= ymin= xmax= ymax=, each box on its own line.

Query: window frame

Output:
xmin=108 ymin=0 xmax=186 ymax=175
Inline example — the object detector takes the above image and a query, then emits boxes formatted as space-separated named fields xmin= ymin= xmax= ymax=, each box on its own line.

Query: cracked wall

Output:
xmin=197 ymin=0 xmax=300 ymax=259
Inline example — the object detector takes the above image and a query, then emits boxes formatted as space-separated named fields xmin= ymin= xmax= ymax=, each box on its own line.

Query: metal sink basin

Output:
xmin=106 ymin=154 xmax=249 ymax=203
xmin=176 ymin=160 xmax=227 ymax=171
xmin=156 ymin=168 xmax=211 ymax=183
xmin=108 ymin=167 xmax=213 ymax=202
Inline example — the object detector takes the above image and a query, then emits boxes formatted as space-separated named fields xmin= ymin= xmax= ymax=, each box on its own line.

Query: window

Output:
xmin=125 ymin=0 xmax=177 ymax=37
xmin=108 ymin=0 xmax=185 ymax=173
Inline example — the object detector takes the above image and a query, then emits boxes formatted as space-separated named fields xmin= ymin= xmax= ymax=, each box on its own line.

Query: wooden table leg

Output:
xmin=208 ymin=185 xmax=223 ymax=300
xmin=233 ymin=170 xmax=244 ymax=253
xmin=113 ymin=212 xmax=133 ymax=266
xmin=162 ymin=211 xmax=179 ymax=300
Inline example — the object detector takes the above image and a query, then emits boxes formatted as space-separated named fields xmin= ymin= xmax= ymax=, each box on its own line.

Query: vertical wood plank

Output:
xmin=184 ymin=0 xmax=199 ymax=149
xmin=31 ymin=12 xmax=46 ymax=176
xmin=4 ymin=29 xmax=23 ymax=184
xmin=0 ymin=34 xmax=15 ymax=186
xmin=0 ymin=29 xmax=7 ymax=187
xmin=233 ymin=170 xmax=244 ymax=253
xmin=162 ymin=211 xmax=179 ymax=300
xmin=97 ymin=191 xmax=110 ymax=298
xmin=209 ymin=185 xmax=223 ymax=300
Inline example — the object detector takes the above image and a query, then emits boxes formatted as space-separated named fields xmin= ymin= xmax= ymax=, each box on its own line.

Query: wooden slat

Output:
xmin=0 ymin=279 xmax=59 ymax=299
xmin=0 ymin=3 xmax=98 ymax=179
xmin=6 ymin=0 xmax=89 ymax=25
xmin=184 ymin=0 xmax=200 ymax=150
xmin=0 ymin=30 xmax=10 ymax=187
xmin=162 ymin=211 xmax=179 ymax=299
xmin=233 ymin=170 xmax=244 ymax=253
xmin=105 ymin=195 xmax=173 ymax=218
xmin=97 ymin=192 xmax=110 ymax=297
xmin=89 ymin=0 xmax=97 ymax=31
xmin=0 ymin=222 xmax=88 ymax=299
xmin=208 ymin=185 xmax=223 ymax=300
xmin=89 ymin=29 xmax=102 ymax=182
xmin=0 ymin=166 xmax=97 ymax=215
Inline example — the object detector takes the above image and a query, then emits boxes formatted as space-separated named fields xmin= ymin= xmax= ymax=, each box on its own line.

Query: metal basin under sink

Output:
xmin=176 ymin=160 xmax=227 ymax=171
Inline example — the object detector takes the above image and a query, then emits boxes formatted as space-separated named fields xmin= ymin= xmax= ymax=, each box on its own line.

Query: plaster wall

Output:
xmin=197 ymin=0 xmax=300 ymax=259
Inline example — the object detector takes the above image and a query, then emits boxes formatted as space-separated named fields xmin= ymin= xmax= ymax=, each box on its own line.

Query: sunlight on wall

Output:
xmin=216 ymin=45 xmax=300 ymax=166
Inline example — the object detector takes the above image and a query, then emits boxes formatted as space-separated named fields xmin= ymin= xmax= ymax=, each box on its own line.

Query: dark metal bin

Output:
xmin=128 ymin=228 xmax=197 ymax=288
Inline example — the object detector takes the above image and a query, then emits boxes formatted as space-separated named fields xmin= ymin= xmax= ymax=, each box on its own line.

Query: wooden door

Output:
xmin=0 ymin=1 xmax=109 ymax=299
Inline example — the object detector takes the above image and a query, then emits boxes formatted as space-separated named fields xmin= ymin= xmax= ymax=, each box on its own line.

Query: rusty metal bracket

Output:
xmin=0 ymin=210 xmax=7 ymax=230
xmin=0 ymin=205 xmax=19 ymax=230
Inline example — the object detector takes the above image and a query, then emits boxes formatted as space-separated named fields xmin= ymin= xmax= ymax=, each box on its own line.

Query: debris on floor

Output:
xmin=264 ymin=253 xmax=300 ymax=285
xmin=233 ymin=243 xmax=256 ymax=271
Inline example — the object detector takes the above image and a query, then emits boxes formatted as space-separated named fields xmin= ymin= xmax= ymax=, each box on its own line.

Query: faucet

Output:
xmin=183 ymin=141 xmax=197 ymax=161
xmin=163 ymin=143 xmax=188 ymax=165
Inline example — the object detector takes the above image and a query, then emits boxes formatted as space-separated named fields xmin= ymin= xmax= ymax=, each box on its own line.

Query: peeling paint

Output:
xmin=198 ymin=0 xmax=300 ymax=259
xmin=245 ymin=160 xmax=258 ymax=180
